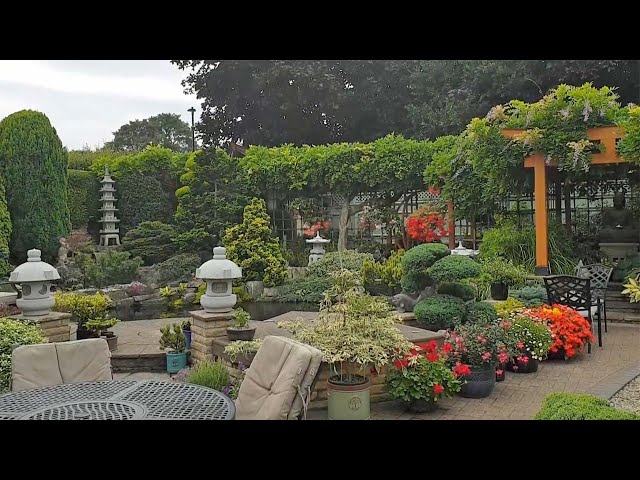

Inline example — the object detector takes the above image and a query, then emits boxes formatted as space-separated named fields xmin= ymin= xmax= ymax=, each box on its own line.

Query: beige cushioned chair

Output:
xmin=235 ymin=335 xmax=323 ymax=420
xmin=11 ymin=338 xmax=113 ymax=392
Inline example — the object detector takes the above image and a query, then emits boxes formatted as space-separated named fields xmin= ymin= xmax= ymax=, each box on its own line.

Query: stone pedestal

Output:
xmin=15 ymin=311 xmax=71 ymax=343
xmin=190 ymin=309 xmax=233 ymax=363
xmin=599 ymin=242 xmax=639 ymax=264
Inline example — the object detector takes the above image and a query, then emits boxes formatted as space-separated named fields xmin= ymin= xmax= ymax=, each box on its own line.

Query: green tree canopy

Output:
xmin=104 ymin=113 xmax=193 ymax=152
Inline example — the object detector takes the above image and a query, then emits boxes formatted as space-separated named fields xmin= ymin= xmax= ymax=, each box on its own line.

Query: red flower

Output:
xmin=453 ymin=363 xmax=471 ymax=378
xmin=498 ymin=353 xmax=509 ymax=364
xmin=441 ymin=343 xmax=453 ymax=353
xmin=394 ymin=360 xmax=408 ymax=369
xmin=433 ymin=384 xmax=444 ymax=394
xmin=517 ymin=341 xmax=525 ymax=350
xmin=427 ymin=186 xmax=441 ymax=195
xmin=426 ymin=352 xmax=440 ymax=362
xmin=481 ymin=352 xmax=492 ymax=361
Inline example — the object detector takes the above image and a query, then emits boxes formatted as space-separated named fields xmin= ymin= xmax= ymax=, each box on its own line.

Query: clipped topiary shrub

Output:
xmin=429 ymin=255 xmax=481 ymax=284
xmin=437 ymin=282 xmax=475 ymax=301
xmin=413 ymin=294 xmax=465 ymax=330
xmin=272 ymin=276 xmax=333 ymax=304
xmin=0 ymin=318 xmax=45 ymax=392
xmin=400 ymin=243 xmax=450 ymax=293
xmin=223 ymin=198 xmax=289 ymax=287
xmin=156 ymin=253 xmax=201 ymax=286
xmin=67 ymin=169 xmax=100 ymax=229
xmin=308 ymin=250 xmax=374 ymax=278
xmin=0 ymin=110 xmax=71 ymax=263
xmin=534 ymin=393 xmax=640 ymax=420
xmin=464 ymin=302 xmax=498 ymax=325
xmin=511 ymin=284 xmax=548 ymax=307
xmin=122 ymin=221 xmax=178 ymax=266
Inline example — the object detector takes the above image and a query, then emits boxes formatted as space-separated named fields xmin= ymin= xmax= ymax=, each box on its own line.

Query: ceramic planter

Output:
xmin=166 ymin=351 xmax=188 ymax=374
xmin=183 ymin=329 xmax=192 ymax=350
xmin=508 ymin=351 xmax=539 ymax=373
xmin=101 ymin=332 xmax=118 ymax=351
xmin=327 ymin=376 xmax=371 ymax=420
xmin=227 ymin=326 xmax=256 ymax=341
xmin=547 ymin=347 xmax=567 ymax=360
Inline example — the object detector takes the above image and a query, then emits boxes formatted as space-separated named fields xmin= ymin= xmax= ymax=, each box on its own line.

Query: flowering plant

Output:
xmin=502 ymin=310 xmax=554 ymax=363
xmin=445 ymin=322 xmax=511 ymax=367
xmin=405 ymin=206 xmax=448 ymax=243
xmin=385 ymin=341 xmax=468 ymax=403
xmin=303 ymin=220 xmax=330 ymax=238
xmin=125 ymin=281 xmax=146 ymax=297
xmin=527 ymin=304 xmax=594 ymax=359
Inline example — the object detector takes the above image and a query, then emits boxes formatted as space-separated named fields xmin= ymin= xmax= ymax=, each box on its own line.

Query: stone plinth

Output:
xmin=15 ymin=311 xmax=71 ymax=343
xmin=190 ymin=309 xmax=233 ymax=363
xmin=599 ymin=242 xmax=639 ymax=264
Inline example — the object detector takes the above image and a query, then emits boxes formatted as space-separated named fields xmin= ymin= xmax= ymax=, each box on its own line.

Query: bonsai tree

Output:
xmin=159 ymin=323 xmax=186 ymax=353
xmin=223 ymin=198 xmax=288 ymax=287
xmin=84 ymin=318 xmax=120 ymax=337
xmin=227 ymin=307 xmax=256 ymax=341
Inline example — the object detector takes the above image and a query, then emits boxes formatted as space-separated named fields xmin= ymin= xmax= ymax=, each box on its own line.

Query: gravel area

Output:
xmin=609 ymin=375 xmax=640 ymax=414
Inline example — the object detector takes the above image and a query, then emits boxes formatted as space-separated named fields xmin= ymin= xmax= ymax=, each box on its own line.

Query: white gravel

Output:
xmin=609 ymin=375 xmax=640 ymax=414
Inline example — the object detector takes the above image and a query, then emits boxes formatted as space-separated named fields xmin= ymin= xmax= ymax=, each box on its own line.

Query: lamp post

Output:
xmin=188 ymin=106 xmax=196 ymax=152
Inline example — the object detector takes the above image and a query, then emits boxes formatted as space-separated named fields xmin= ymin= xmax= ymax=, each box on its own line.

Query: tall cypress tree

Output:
xmin=0 ymin=110 xmax=71 ymax=262
xmin=0 ymin=177 xmax=11 ymax=277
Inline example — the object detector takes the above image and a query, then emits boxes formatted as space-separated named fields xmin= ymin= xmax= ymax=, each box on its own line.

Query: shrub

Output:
xmin=224 ymin=339 xmax=263 ymax=362
xmin=84 ymin=250 xmax=143 ymax=287
xmin=614 ymin=254 xmax=640 ymax=282
xmin=308 ymin=250 xmax=374 ymax=278
xmin=361 ymin=249 xmax=404 ymax=290
xmin=437 ymin=282 xmax=475 ymax=301
xmin=156 ymin=253 xmax=200 ymax=286
xmin=511 ymin=284 xmax=548 ymax=307
xmin=429 ymin=255 xmax=481 ymax=284
xmin=478 ymin=256 xmax=528 ymax=287
xmin=0 ymin=177 xmax=11 ymax=277
xmin=0 ymin=110 xmax=70 ymax=262
xmin=534 ymin=393 xmax=640 ymax=420
xmin=272 ymin=276 xmax=333 ymax=304
xmin=121 ymin=221 xmax=178 ymax=265
xmin=495 ymin=297 xmax=525 ymax=318
xmin=67 ymin=169 xmax=100 ymax=229
xmin=0 ymin=318 xmax=45 ymax=392
xmin=53 ymin=291 xmax=113 ymax=328
xmin=464 ymin=302 xmax=498 ymax=325
xmin=504 ymin=312 xmax=554 ymax=361
xmin=185 ymin=359 xmax=230 ymax=391
xmin=400 ymin=243 xmax=450 ymax=293
xmin=174 ymin=228 xmax=214 ymax=262
xmin=223 ymin=198 xmax=289 ymax=287
xmin=413 ymin=294 xmax=466 ymax=330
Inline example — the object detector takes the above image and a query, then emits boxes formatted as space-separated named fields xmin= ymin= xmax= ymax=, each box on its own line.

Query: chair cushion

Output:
xmin=55 ymin=339 xmax=112 ymax=384
xmin=235 ymin=335 xmax=314 ymax=420
xmin=576 ymin=305 xmax=599 ymax=318
xmin=11 ymin=343 xmax=63 ymax=392
xmin=284 ymin=337 xmax=323 ymax=420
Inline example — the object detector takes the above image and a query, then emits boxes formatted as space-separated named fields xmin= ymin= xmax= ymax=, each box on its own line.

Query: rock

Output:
xmin=184 ymin=292 xmax=197 ymax=304
xmin=245 ymin=281 xmax=265 ymax=299
xmin=263 ymin=286 xmax=285 ymax=297
xmin=137 ymin=266 xmax=161 ymax=290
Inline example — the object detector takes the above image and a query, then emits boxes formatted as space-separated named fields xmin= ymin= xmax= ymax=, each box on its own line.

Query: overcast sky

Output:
xmin=0 ymin=60 xmax=198 ymax=150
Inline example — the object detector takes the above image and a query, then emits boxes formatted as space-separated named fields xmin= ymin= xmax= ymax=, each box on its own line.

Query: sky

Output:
xmin=0 ymin=60 xmax=198 ymax=150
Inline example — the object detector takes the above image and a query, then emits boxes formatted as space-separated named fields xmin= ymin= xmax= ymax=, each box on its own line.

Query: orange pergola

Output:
xmin=499 ymin=126 xmax=626 ymax=275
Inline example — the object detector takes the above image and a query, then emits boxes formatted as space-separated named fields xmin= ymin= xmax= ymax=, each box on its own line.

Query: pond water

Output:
xmin=112 ymin=301 xmax=319 ymax=322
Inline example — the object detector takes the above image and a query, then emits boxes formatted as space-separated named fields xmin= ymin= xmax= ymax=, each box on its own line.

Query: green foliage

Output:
xmin=121 ymin=221 xmax=178 ymax=265
xmin=622 ymin=277 xmax=640 ymax=303
xmin=506 ymin=314 xmax=554 ymax=360
xmin=84 ymin=250 xmax=142 ymax=288
xmin=104 ymin=113 xmax=193 ymax=152
xmin=174 ymin=228 xmax=214 ymax=261
xmin=0 ymin=177 xmax=11 ymax=277
xmin=231 ymin=307 xmax=251 ymax=328
xmin=224 ymin=339 xmax=263 ymax=362
xmin=233 ymin=286 xmax=250 ymax=305
xmin=223 ymin=198 xmax=289 ymax=287
xmin=511 ymin=285 xmax=548 ymax=307
xmin=617 ymin=105 xmax=640 ymax=163
xmin=400 ymin=243 xmax=450 ymax=293
xmin=534 ymin=393 xmax=640 ymax=420
xmin=478 ymin=257 xmax=528 ymax=287
xmin=67 ymin=169 xmax=100 ymax=229
xmin=436 ymin=282 xmax=475 ymax=302
xmin=361 ymin=249 xmax=404 ymax=290
xmin=84 ymin=318 xmax=120 ymax=335
xmin=0 ymin=318 xmax=45 ymax=392
xmin=0 ymin=110 xmax=70 ymax=262
xmin=464 ymin=302 xmax=498 ymax=326
xmin=53 ymin=291 xmax=113 ymax=327
xmin=272 ymin=276 xmax=333 ymax=304
xmin=159 ymin=323 xmax=187 ymax=353
xmin=614 ymin=254 xmax=640 ymax=282
xmin=495 ymin=298 xmax=525 ymax=318
xmin=428 ymin=255 xmax=481 ymax=284
xmin=308 ymin=250 xmax=374 ymax=278
xmin=185 ymin=359 xmax=230 ymax=391
xmin=413 ymin=294 xmax=466 ymax=330
xmin=155 ymin=253 xmax=200 ymax=286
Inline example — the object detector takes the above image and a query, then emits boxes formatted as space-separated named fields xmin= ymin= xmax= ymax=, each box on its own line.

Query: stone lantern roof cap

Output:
xmin=305 ymin=232 xmax=330 ymax=244
xmin=9 ymin=249 xmax=61 ymax=282
xmin=195 ymin=246 xmax=242 ymax=280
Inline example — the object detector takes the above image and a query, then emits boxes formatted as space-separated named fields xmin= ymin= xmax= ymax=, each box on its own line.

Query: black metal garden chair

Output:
xmin=543 ymin=275 xmax=603 ymax=353
xmin=575 ymin=263 xmax=613 ymax=333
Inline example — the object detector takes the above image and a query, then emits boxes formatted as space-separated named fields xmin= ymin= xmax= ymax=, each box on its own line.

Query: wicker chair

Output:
xmin=575 ymin=263 xmax=613 ymax=333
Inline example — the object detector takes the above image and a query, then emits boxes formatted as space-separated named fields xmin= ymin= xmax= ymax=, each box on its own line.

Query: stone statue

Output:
xmin=391 ymin=286 xmax=435 ymax=313
xmin=599 ymin=190 xmax=639 ymax=243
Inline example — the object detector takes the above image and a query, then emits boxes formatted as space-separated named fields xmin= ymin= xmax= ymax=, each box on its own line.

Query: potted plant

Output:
xmin=502 ymin=310 xmax=553 ymax=373
xmin=159 ymin=323 xmax=187 ymax=374
xmin=278 ymin=269 xmax=412 ymax=420
xmin=84 ymin=317 xmax=120 ymax=351
xmin=182 ymin=320 xmax=192 ymax=350
xmin=224 ymin=339 xmax=263 ymax=366
xmin=53 ymin=291 xmax=113 ymax=340
xmin=479 ymin=257 xmax=527 ymax=301
xmin=385 ymin=340 xmax=469 ymax=413
xmin=227 ymin=307 xmax=256 ymax=341
xmin=527 ymin=304 xmax=594 ymax=360
xmin=445 ymin=322 xmax=512 ymax=398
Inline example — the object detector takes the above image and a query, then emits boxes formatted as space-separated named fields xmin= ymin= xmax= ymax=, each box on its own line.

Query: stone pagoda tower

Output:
xmin=98 ymin=166 xmax=121 ymax=247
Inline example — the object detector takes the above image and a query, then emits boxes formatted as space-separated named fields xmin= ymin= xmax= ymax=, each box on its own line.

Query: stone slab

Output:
xmin=0 ymin=291 xmax=18 ymax=305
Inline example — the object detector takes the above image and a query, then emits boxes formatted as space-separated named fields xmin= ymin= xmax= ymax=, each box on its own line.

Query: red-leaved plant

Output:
xmin=405 ymin=206 xmax=448 ymax=243
xmin=303 ymin=220 xmax=331 ymax=238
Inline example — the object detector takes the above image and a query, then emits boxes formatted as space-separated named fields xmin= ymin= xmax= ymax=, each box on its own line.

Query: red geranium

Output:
xmin=433 ymin=384 xmax=444 ymax=394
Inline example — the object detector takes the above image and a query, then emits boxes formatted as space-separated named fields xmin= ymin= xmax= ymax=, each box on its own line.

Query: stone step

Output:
xmin=605 ymin=310 xmax=640 ymax=323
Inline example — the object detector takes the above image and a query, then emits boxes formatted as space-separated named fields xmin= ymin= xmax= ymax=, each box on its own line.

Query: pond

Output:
xmin=112 ymin=300 xmax=319 ymax=322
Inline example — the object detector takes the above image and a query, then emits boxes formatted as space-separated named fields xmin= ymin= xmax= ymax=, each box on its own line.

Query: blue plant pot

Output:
xmin=184 ymin=330 xmax=192 ymax=350
xmin=166 ymin=351 xmax=188 ymax=374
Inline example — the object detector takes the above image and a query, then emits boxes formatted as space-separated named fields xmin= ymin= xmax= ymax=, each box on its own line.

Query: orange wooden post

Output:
xmin=531 ymin=153 xmax=549 ymax=275
xmin=447 ymin=199 xmax=455 ymax=249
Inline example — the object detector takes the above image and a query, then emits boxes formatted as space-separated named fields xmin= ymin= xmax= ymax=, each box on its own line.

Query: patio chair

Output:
xmin=543 ymin=275 xmax=603 ymax=353
xmin=11 ymin=338 xmax=112 ymax=392
xmin=235 ymin=335 xmax=323 ymax=420
xmin=575 ymin=263 xmax=613 ymax=333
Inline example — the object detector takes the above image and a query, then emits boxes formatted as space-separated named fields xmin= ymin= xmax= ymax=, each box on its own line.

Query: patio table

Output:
xmin=0 ymin=380 xmax=235 ymax=420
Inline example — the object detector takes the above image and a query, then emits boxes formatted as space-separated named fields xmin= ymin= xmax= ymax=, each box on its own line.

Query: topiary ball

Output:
xmin=464 ymin=302 xmax=498 ymax=326
xmin=437 ymin=282 xmax=475 ymax=302
xmin=413 ymin=294 xmax=466 ymax=330
xmin=429 ymin=255 xmax=481 ymax=284
xmin=400 ymin=243 xmax=450 ymax=293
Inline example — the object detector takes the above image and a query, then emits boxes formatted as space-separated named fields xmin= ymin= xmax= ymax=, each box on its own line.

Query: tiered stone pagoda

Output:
xmin=98 ymin=167 xmax=121 ymax=247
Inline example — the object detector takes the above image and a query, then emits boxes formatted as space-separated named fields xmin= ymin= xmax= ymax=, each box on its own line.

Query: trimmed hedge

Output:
xmin=464 ymin=302 xmax=498 ymax=325
xmin=400 ymin=243 xmax=450 ymax=293
xmin=272 ymin=276 xmax=333 ymax=304
xmin=413 ymin=294 xmax=465 ymax=330
xmin=1 ymin=319 xmax=45 ymax=392
xmin=437 ymin=282 xmax=475 ymax=301
xmin=429 ymin=255 xmax=481 ymax=284
xmin=0 ymin=177 xmax=11 ymax=277
xmin=156 ymin=253 xmax=201 ymax=286
xmin=67 ymin=169 xmax=100 ymax=229
xmin=534 ymin=393 xmax=640 ymax=420
xmin=307 ymin=250 xmax=374 ymax=278
xmin=122 ymin=221 xmax=178 ymax=266
xmin=511 ymin=284 xmax=548 ymax=307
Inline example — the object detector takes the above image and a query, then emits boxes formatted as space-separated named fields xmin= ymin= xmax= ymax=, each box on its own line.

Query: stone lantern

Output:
xmin=195 ymin=246 xmax=242 ymax=313
xmin=10 ymin=249 xmax=60 ymax=316
xmin=450 ymin=240 xmax=479 ymax=257
xmin=306 ymin=232 xmax=330 ymax=265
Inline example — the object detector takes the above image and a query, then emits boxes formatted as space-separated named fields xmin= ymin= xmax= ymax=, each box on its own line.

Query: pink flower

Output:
xmin=481 ymin=352 xmax=492 ymax=361
xmin=517 ymin=341 xmax=524 ymax=350
xmin=498 ymin=353 xmax=509 ymax=364
xmin=477 ymin=335 xmax=487 ymax=344
xmin=496 ymin=369 xmax=504 ymax=376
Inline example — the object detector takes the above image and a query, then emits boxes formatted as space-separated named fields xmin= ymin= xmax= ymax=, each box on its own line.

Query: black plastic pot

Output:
xmin=227 ymin=326 xmax=257 ymax=341
xmin=76 ymin=328 xmax=99 ymax=340
xmin=490 ymin=282 xmax=509 ymax=301
xmin=508 ymin=351 xmax=539 ymax=373
xmin=496 ymin=363 xmax=507 ymax=382
xmin=546 ymin=347 xmax=566 ymax=361
xmin=408 ymin=398 xmax=438 ymax=413
xmin=459 ymin=364 xmax=496 ymax=398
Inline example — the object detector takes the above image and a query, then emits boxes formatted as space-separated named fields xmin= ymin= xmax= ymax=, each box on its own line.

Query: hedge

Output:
xmin=0 ymin=177 xmax=11 ymax=277
xmin=535 ymin=393 xmax=640 ymax=420
xmin=413 ymin=294 xmax=466 ymax=330
xmin=67 ymin=169 xmax=100 ymax=229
